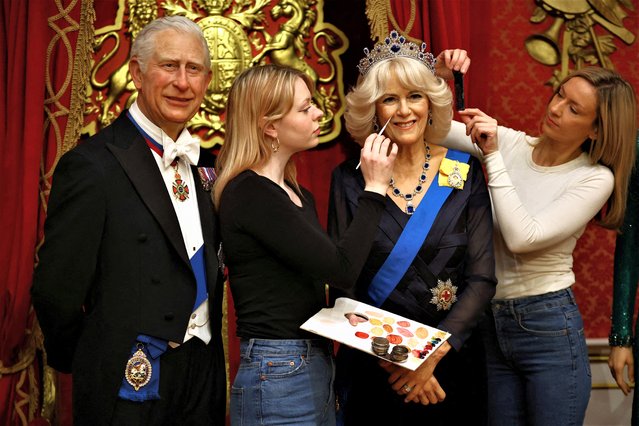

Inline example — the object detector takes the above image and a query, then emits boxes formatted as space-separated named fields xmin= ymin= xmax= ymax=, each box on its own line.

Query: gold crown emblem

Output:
xmin=357 ymin=31 xmax=436 ymax=76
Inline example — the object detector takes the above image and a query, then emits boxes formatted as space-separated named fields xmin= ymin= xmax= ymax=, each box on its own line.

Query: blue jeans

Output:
xmin=482 ymin=288 xmax=591 ymax=426
xmin=231 ymin=338 xmax=336 ymax=426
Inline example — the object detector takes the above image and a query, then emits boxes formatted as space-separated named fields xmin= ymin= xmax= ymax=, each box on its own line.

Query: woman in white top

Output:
xmin=443 ymin=67 xmax=636 ymax=426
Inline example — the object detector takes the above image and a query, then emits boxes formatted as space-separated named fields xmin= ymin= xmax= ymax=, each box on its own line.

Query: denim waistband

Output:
xmin=491 ymin=288 xmax=577 ymax=314
xmin=240 ymin=338 xmax=332 ymax=358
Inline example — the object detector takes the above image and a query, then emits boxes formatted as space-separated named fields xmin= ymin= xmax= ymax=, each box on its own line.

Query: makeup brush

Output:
xmin=356 ymin=115 xmax=392 ymax=170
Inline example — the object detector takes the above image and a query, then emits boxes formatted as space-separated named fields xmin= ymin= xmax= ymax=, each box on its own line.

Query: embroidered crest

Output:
xmin=125 ymin=346 xmax=152 ymax=391
xmin=430 ymin=279 xmax=458 ymax=311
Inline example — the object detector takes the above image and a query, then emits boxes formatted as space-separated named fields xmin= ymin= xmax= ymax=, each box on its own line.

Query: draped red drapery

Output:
xmin=1 ymin=1 xmax=86 ymax=424
xmin=1 ymin=2 xmax=49 ymax=424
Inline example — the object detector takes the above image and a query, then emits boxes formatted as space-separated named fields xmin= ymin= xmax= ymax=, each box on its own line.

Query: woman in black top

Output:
xmin=213 ymin=64 xmax=397 ymax=425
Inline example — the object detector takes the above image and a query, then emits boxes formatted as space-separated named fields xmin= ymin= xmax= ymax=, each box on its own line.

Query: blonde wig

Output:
xmin=213 ymin=64 xmax=313 ymax=208
xmin=552 ymin=67 xmax=636 ymax=229
xmin=345 ymin=56 xmax=452 ymax=146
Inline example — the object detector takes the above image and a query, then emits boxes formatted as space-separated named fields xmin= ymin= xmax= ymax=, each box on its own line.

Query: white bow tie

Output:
xmin=162 ymin=132 xmax=200 ymax=168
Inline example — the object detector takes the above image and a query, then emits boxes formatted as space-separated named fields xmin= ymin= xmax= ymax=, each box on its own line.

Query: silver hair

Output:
xmin=130 ymin=16 xmax=211 ymax=72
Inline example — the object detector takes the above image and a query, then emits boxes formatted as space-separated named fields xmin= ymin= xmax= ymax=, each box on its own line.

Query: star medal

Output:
xmin=430 ymin=279 xmax=458 ymax=311
xmin=125 ymin=344 xmax=152 ymax=391
xmin=171 ymin=160 xmax=189 ymax=201
xmin=447 ymin=162 xmax=464 ymax=189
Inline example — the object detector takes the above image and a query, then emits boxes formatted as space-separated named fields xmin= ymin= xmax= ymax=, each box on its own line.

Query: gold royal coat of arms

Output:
xmin=84 ymin=0 xmax=348 ymax=148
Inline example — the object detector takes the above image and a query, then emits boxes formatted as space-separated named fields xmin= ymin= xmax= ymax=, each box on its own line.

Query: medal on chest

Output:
xmin=447 ymin=163 xmax=464 ymax=189
xmin=171 ymin=160 xmax=190 ymax=202
xmin=438 ymin=158 xmax=469 ymax=190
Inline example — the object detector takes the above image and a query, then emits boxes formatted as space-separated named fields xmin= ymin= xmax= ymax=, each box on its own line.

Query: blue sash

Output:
xmin=367 ymin=150 xmax=470 ymax=307
xmin=117 ymin=113 xmax=209 ymax=401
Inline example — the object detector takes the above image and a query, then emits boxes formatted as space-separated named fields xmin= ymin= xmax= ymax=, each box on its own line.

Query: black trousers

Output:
xmin=111 ymin=337 xmax=226 ymax=426
xmin=336 ymin=330 xmax=488 ymax=426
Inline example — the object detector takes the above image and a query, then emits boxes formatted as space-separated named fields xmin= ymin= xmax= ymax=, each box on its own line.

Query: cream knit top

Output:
xmin=445 ymin=121 xmax=613 ymax=299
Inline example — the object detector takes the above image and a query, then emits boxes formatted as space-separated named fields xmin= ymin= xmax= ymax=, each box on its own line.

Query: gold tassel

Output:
xmin=0 ymin=321 xmax=37 ymax=426
xmin=365 ymin=0 xmax=390 ymax=42
xmin=62 ymin=0 xmax=97 ymax=154
xmin=366 ymin=0 xmax=422 ymax=45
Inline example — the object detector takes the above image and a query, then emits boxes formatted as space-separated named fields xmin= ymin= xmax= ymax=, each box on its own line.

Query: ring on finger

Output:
xmin=402 ymin=384 xmax=412 ymax=393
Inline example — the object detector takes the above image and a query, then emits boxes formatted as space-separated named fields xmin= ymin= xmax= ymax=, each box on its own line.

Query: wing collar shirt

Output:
xmin=129 ymin=101 xmax=211 ymax=345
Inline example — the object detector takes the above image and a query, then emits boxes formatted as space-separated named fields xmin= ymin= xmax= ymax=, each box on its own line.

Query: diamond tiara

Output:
xmin=357 ymin=30 xmax=436 ymax=76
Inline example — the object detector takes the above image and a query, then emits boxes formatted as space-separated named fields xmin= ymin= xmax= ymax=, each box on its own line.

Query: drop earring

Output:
xmin=271 ymin=137 xmax=280 ymax=153
xmin=373 ymin=116 xmax=380 ymax=133
xmin=428 ymin=111 xmax=433 ymax=126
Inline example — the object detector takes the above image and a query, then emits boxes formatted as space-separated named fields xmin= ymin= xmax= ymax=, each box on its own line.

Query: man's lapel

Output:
xmin=106 ymin=115 xmax=190 ymax=267
xmin=191 ymin=165 xmax=220 ymax=291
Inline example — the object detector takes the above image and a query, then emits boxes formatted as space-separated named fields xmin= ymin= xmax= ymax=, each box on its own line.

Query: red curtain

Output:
xmin=1 ymin=0 xmax=88 ymax=424
xmin=1 ymin=2 xmax=48 ymax=424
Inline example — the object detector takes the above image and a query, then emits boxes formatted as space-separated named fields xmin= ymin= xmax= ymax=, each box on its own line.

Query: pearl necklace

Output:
xmin=389 ymin=143 xmax=431 ymax=215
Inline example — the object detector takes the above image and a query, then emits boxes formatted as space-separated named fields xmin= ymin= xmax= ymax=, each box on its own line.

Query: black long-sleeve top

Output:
xmin=219 ymin=170 xmax=386 ymax=339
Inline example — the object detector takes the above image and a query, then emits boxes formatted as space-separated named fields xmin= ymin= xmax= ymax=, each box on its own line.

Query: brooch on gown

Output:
xmin=430 ymin=279 xmax=458 ymax=311
xmin=438 ymin=158 xmax=469 ymax=189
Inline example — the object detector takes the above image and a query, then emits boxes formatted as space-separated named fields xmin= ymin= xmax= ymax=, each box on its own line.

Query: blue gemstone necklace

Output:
xmin=389 ymin=143 xmax=431 ymax=215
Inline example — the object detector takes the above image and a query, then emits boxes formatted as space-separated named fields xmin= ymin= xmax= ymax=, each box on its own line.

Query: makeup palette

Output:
xmin=301 ymin=297 xmax=450 ymax=370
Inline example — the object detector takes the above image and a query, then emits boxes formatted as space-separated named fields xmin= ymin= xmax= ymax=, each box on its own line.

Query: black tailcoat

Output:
xmin=32 ymin=113 xmax=225 ymax=424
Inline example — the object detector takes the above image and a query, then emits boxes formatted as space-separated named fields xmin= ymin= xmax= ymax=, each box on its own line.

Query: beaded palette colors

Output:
xmin=301 ymin=297 xmax=450 ymax=370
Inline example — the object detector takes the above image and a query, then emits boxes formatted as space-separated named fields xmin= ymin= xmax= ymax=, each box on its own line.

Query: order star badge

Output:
xmin=430 ymin=279 xmax=458 ymax=311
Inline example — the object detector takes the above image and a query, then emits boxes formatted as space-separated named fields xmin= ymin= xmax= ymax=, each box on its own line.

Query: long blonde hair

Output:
xmin=213 ymin=64 xmax=313 ymax=208
xmin=551 ymin=68 xmax=636 ymax=229
xmin=345 ymin=56 xmax=452 ymax=146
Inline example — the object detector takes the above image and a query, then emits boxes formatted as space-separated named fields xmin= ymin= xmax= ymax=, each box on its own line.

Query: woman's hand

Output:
xmin=379 ymin=341 xmax=451 ymax=403
xmin=360 ymin=132 xmax=398 ymax=195
xmin=458 ymin=108 xmax=499 ymax=155
xmin=609 ymin=346 xmax=635 ymax=395
xmin=414 ymin=376 xmax=446 ymax=405
xmin=435 ymin=49 xmax=471 ymax=80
